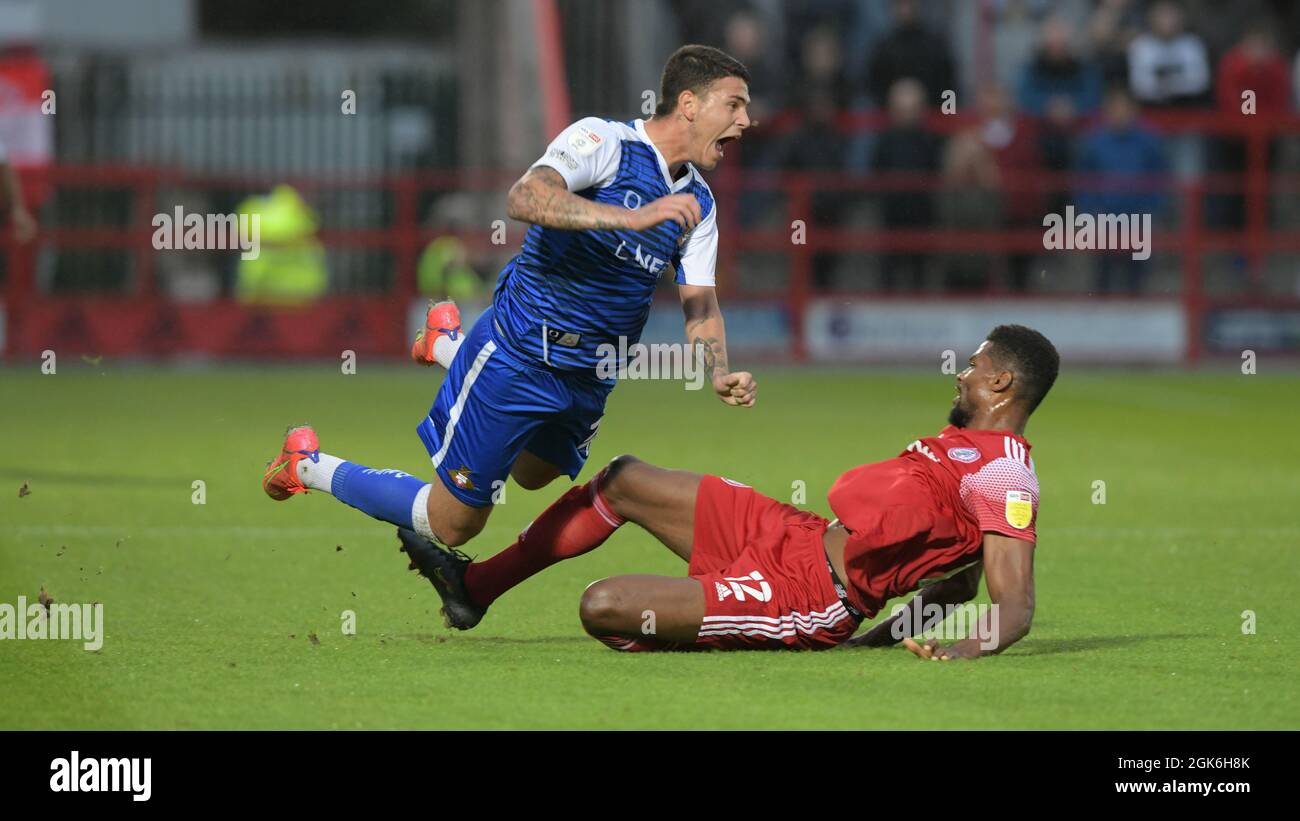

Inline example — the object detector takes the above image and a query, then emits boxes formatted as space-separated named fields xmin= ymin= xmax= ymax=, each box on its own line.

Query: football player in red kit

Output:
xmin=398 ymin=324 xmax=1059 ymax=660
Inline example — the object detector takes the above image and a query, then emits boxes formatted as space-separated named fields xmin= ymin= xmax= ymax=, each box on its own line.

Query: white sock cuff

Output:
xmin=297 ymin=452 xmax=346 ymax=494
xmin=433 ymin=334 xmax=464 ymax=369
xmin=411 ymin=484 xmax=435 ymax=541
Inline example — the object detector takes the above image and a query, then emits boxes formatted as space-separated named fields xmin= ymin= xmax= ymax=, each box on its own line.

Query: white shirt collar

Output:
xmin=634 ymin=118 xmax=695 ymax=192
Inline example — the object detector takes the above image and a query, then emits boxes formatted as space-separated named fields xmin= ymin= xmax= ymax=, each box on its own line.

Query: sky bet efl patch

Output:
xmin=568 ymin=125 xmax=603 ymax=156
xmin=1005 ymin=490 xmax=1033 ymax=529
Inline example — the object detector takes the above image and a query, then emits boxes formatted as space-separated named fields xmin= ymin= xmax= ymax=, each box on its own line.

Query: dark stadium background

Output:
xmin=4 ymin=0 xmax=1300 ymax=363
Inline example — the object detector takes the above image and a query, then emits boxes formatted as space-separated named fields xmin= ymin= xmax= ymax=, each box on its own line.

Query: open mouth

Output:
xmin=714 ymin=135 xmax=738 ymax=157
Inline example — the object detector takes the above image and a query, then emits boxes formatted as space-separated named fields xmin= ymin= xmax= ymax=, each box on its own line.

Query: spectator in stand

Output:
xmin=702 ymin=7 xmax=783 ymax=227
xmin=1018 ymin=16 xmax=1103 ymax=117
xmin=939 ymin=86 xmax=1040 ymax=292
xmin=1221 ymin=20 xmax=1291 ymax=150
xmin=1208 ymin=18 xmax=1291 ymax=229
xmin=0 ymin=137 xmax=36 ymax=245
xmin=867 ymin=0 xmax=955 ymax=108
xmin=798 ymin=23 xmax=850 ymax=108
xmin=1127 ymin=0 xmax=1211 ymax=180
xmin=721 ymin=8 xmax=784 ymax=126
xmin=976 ymin=86 xmax=1043 ymax=292
xmin=871 ymin=78 xmax=942 ymax=291
xmin=782 ymin=0 xmax=857 ymax=86
xmin=719 ymin=5 xmax=781 ymax=212
xmin=668 ymin=0 xmax=755 ymax=54
xmin=1038 ymin=94 xmax=1078 ymax=220
xmin=1075 ymin=87 xmax=1169 ymax=295
xmin=0 ymin=40 xmax=46 ymax=268
xmin=770 ymin=88 xmax=848 ymax=289
xmin=985 ymin=0 xmax=1072 ymax=96
xmin=1127 ymin=0 xmax=1211 ymax=108
xmin=939 ymin=127 xmax=1002 ymax=293
xmin=1088 ymin=0 xmax=1146 ymax=87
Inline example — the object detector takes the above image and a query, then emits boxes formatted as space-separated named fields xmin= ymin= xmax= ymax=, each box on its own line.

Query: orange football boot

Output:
xmin=411 ymin=300 xmax=462 ymax=366
xmin=262 ymin=425 xmax=320 ymax=500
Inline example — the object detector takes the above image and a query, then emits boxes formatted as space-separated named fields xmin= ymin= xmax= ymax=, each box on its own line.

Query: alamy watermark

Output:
xmin=0 ymin=596 xmax=104 ymax=651
xmin=890 ymin=601 xmax=1000 ymax=651
xmin=152 ymin=206 xmax=261 ymax=260
xmin=596 ymin=337 xmax=707 ymax=389
xmin=1042 ymin=205 xmax=1151 ymax=261
xmin=50 ymin=751 xmax=150 ymax=801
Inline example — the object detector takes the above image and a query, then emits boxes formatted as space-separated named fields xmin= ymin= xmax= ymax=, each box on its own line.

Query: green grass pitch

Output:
xmin=1 ymin=363 xmax=1297 ymax=729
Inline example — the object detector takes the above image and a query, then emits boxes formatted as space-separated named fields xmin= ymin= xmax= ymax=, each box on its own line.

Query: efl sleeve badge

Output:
xmin=1005 ymin=490 xmax=1033 ymax=529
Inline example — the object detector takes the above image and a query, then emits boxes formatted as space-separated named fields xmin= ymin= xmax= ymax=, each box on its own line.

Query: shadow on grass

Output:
xmin=1012 ymin=634 xmax=1200 ymax=656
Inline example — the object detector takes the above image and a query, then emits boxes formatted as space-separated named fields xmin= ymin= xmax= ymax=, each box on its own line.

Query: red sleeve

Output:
xmin=958 ymin=458 xmax=1039 ymax=543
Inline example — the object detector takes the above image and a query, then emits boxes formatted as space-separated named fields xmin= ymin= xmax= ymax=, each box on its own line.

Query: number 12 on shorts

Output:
xmin=718 ymin=571 xmax=772 ymax=602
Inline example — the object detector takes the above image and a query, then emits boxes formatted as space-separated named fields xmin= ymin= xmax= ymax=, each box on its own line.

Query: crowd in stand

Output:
xmin=671 ymin=0 xmax=1300 ymax=294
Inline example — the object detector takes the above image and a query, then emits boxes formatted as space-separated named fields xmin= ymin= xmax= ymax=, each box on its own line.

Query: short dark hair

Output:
xmin=986 ymin=324 xmax=1060 ymax=414
xmin=655 ymin=45 xmax=751 ymax=118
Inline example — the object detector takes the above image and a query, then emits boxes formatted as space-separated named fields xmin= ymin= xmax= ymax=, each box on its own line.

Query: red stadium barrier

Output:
xmin=3 ymin=113 xmax=1299 ymax=362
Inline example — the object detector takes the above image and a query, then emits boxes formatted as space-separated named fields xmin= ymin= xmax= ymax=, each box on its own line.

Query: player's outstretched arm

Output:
xmin=844 ymin=563 xmax=983 ymax=648
xmin=903 ymin=534 xmax=1035 ymax=661
xmin=506 ymin=166 xmax=702 ymax=234
xmin=680 ymin=284 xmax=756 ymax=407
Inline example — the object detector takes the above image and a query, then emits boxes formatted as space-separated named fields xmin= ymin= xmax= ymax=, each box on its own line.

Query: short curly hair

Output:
xmin=986 ymin=325 xmax=1060 ymax=413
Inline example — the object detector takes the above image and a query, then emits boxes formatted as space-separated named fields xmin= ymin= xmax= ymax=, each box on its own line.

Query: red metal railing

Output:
xmin=4 ymin=112 xmax=1299 ymax=361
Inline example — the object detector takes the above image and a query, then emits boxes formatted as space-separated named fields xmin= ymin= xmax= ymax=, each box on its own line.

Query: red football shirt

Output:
xmin=827 ymin=425 xmax=1039 ymax=618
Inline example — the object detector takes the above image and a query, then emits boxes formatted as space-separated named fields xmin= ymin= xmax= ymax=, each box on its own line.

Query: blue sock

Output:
xmin=330 ymin=461 xmax=426 ymax=530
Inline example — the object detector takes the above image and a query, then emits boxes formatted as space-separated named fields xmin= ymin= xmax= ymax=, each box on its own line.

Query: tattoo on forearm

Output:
xmin=513 ymin=167 xmax=626 ymax=231
xmin=692 ymin=335 xmax=727 ymax=378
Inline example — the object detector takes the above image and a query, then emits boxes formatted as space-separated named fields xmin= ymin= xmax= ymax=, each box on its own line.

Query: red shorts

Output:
xmin=683 ymin=476 xmax=861 ymax=651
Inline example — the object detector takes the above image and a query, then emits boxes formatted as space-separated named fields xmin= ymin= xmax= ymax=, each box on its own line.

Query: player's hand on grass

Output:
xmin=714 ymin=371 xmax=756 ymax=407
xmin=902 ymin=637 xmax=975 ymax=661
xmin=625 ymin=193 xmax=702 ymax=235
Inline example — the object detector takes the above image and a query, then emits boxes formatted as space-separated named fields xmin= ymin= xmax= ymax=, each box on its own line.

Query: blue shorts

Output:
xmin=416 ymin=307 xmax=613 ymax=507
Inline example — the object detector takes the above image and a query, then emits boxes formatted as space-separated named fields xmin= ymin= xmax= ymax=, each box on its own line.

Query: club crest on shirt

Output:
xmin=947 ymin=447 xmax=980 ymax=463
xmin=1005 ymin=490 xmax=1033 ymax=529
xmin=448 ymin=465 xmax=475 ymax=491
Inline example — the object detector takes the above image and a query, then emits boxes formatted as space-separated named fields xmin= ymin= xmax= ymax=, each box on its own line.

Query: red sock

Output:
xmin=463 ymin=469 xmax=625 ymax=607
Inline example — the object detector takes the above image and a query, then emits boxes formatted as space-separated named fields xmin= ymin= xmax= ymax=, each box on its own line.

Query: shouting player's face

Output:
xmin=689 ymin=76 xmax=752 ymax=171
xmin=949 ymin=340 xmax=1004 ymax=428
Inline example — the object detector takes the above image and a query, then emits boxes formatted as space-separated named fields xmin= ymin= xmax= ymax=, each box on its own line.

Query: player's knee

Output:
xmin=579 ymin=580 xmax=629 ymax=634
xmin=510 ymin=466 xmax=561 ymax=491
xmin=437 ymin=525 xmax=479 ymax=548
xmin=425 ymin=500 xmax=486 ymax=547
xmin=600 ymin=454 xmax=643 ymax=514
xmin=426 ymin=480 xmax=488 ymax=545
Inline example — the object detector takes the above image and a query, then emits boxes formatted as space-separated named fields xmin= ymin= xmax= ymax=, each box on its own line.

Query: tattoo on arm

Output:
xmin=692 ymin=335 xmax=728 ymax=379
xmin=509 ymin=167 xmax=627 ymax=231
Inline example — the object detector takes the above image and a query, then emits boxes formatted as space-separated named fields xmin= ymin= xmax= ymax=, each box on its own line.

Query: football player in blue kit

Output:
xmin=262 ymin=46 xmax=758 ymax=588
